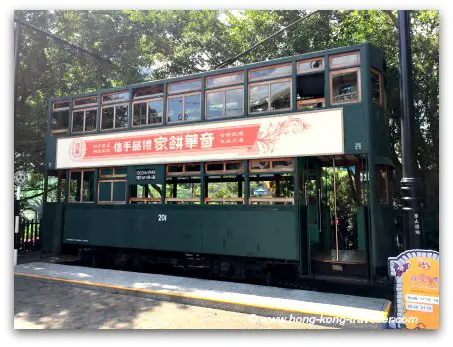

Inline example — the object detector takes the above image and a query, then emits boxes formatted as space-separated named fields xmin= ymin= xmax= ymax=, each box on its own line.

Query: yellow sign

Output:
xmin=389 ymin=249 xmax=439 ymax=329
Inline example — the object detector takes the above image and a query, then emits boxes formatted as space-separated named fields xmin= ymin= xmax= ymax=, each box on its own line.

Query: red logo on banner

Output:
xmin=69 ymin=139 xmax=86 ymax=160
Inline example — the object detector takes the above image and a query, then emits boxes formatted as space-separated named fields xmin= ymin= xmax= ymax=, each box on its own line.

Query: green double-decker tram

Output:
xmin=42 ymin=42 xmax=397 ymax=284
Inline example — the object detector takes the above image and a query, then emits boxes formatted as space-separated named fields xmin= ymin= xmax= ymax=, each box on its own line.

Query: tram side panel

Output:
xmin=60 ymin=204 xmax=299 ymax=261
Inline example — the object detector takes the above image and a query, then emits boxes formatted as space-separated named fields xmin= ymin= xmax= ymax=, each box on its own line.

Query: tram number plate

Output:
xmin=158 ymin=214 xmax=167 ymax=222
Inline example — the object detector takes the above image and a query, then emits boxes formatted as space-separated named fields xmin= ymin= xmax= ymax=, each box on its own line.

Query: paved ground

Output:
xmin=14 ymin=276 xmax=334 ymax=329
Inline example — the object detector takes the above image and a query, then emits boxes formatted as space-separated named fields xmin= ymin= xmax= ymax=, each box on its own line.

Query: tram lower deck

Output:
xmin=42 ymin=154 xmax=396 ymax=284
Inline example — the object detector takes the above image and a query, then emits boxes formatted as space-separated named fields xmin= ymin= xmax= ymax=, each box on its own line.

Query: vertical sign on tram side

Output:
xmin=388 ymin=249 xmax=439 ymax=329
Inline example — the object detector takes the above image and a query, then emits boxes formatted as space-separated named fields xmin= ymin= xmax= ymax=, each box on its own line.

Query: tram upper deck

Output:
xmin=45 ymin=43 xmax=391 ymax=172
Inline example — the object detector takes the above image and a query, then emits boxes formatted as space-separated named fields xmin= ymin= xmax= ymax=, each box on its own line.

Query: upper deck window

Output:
xmin=101 ymin=91 xmax=129 ymax=104
xmin=101 ymin=91 xmax=129 ymax=131
xmin=168 ymin=79 xmax=201 ymax=94
xmin=206 ymin=72 xmax=244 ymax=89
xmin=371 ymin=68 xmax=382 ymax=105
xmin=297 ymin=57 xmax=324 ymax=74
xmin=249 ymin=78 xmax=292 ymax=114
xmin=73 ymin=96 xmax=98 ymax=108
xmin=133 ymin=98 xmax=163 ymax=127
xmin=51 ymin=100 xmax=70 ymax=135
xmin=249 ymin=63 xmax=292 ymax=82
xmin=329 ymin=51 xmax=360 ymax=69
xmin=167 ymin=93 xmax=201 ymax=123
xmin=133 ymin=85 xmax=164 ymax=99
xmin=330 ymin=67 xmax=361 ymax=105
xmin=206 ymin=86 xmax=244 ymax=119
xmin=72 ymin=108 xmax=97 ymax=133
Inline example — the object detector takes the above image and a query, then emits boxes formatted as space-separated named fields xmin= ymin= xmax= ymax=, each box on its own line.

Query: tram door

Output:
xmin=303 ymin=157 xmax=369 ymax=279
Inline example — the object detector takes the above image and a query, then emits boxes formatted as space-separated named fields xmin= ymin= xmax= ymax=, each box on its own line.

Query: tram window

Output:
xmin=51 ymin=101 xmax=70 ymax=135
xmin=99 ymin=167 xmax=127 ymax=178
xmin=206 ymin=162 xmax=224 ymax=172
xmin=97 ymin=180 xmax=126 ymax=204
xmin=250 ymin=160 xmax=270 ymax=171
xmin=68 ymin=170 xmax=95 ymax=203
xmin=165 ymin=176 xmax=201 ymax=204
xmin=206 ymin=161 xmax=244 ymax=174
xmin=168 ymin=79 xmax=201 ymax=94
xmin=329 ymin=51 xmax=360 ymax=68
xmin=101 ymin=104 xmax=129 ymax=130
xmin=371 ymin=68 xmax=382 ymax=105
xmin=249 ymin=78 xmax=291 ymax=114
xmin=330 ymin=68 xmax=360 ymax=105
xmin=73 ymin=96 xmax=97 ymax=108
xmin=72 ymin=109 xmax=97 ymax=133
xmin=376 ymin=165 xmax=389 ymax=204
xmin=250 ymin=159 xmax=294 ymax=173
xmin=206 ymin=87 xmax=244 ymax=119
xmin=102 ymin=91 xmax=129 ymax=104
xmin=206 ymin=72 xmax=244 ymax=88
xmin=133 ymin=99 xmax=163 ymax=126
xmin=249 ymin=173 xmax=294 ymax=205
xmin=296 ymin=73 xmax=325 ymax=111
xmin=297 ymin=57 xmax=324 ymax=74
xmin=249 ymin=63 xmax=292 ymax=82
xmin=133 ymin=85 xmax=163 ymax=99
xmin=167 ymin=163 xmax=201 ymax=176
xmin=205 ymin=175 xmax=244 ymax=205
xmin=129 ymin=183 xmax=162 ymax=204
xmin=167 ymin=93 xmax=201 ymax=123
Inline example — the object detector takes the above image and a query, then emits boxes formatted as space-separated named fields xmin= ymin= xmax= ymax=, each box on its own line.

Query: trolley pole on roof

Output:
xmin=398 ymin=10 xmax=424 ymax=249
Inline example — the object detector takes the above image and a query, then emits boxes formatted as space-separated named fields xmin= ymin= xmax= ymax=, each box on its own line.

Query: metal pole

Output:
xmin=333 ymin=157 xmax=339 ymax=261
xmin=14 ymin=186 xmax=21 ymax=266
xmin=398 ymin=10 xmax=423 ymax=249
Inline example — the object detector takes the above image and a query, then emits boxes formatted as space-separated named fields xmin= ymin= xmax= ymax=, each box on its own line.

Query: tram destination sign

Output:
xmin=56 ymin=108 xmax=344 ymax=169
xmin=136 ymin=169 xmax=156 ymax=181
xmin=128 ymin=165 xmax=164 ymax=184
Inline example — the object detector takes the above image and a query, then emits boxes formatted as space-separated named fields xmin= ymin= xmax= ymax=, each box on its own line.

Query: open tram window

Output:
xmin=330 ymin=68 xmax=361 ymax=105
xmin=129 ymin=184 xmax=163 ymax=204
xmin=205 ymin=175 xmax=244 ymax=205
xmin=165 ymin=176 xmax=201 ymax=204
xmin=68 ymin=169 xmax=95 ymax=203
xmin=249 ymin=158 xmax=294 ymax=173
xmin=101 ymin=91 xmax=129 ymax=131
xmin=249 ymin=173 xmax=294 ymax=205
xmin=296 ymin=73 xmax=325 ymax=111
xmin=51 ymin=100 xmax=70 ymax=136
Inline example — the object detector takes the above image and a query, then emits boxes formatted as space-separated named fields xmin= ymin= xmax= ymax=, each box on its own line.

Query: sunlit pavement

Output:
xmin=14 ymin=276 xmax=334 ymax=329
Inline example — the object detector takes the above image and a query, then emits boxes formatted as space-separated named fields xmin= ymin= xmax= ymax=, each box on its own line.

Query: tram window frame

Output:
xmin=205 ymin=86 xmax=244 ymax=119
xmin=132 ymin=97 xmax=164 ymax=127
xmin=329 ymin=67 xmax=361 ymax=106
xmin=376 ymin=165 xmax=389 ymax=204
xmin=128 ymin=183 xmax=163 ymax=204
xmin=167 ymin=92 xmax=202 ymax=124
xmin=205 ymin=175 xmax=245 ymax=205
xmin=51 ymin=100 xmax=70 ymax=135
xmin=329 ymin=51 xmax=360 ymax=69
xmin=248 ymin=63 xmax=292 ymax=82
xmin=133 ymin=85 xmax=164 ymax=100
xmin=99 ymin=167 xmax=127 ymax=178
xmin=249 ymin=158 xmax=294 ymax=173
xmin=68 ymin=169 xmax=95 ymax=203
xmin=297 ymin=57 xmax=324 ymax=74
xmin=206 ymin=71 xmax=244 ymax=89
xmin=248 ymin=78 xmax=292 ymax=114
xmin=101 ymin=103 xmax=129 ymax=131
xmin=166 ymin=163 xmax=201 ymax=176
xmin=101 ymin=90 xmax=130 ymax=105
xmin=205 ymin=161 xmax=244 ymax=175
xmin=71 ymin=107 xmax=97 ymax=134
xmin=97 ymin=179 xmax=127 ymax=204
xmin=165 ymin=175 xmax=201 ymax=204
xmin=73 ymin=96 xmax=98 ymax=108
xmin=249 ymin=173 xmax=295 ymax=205
xmin=371 ymin=68 xmax=383 ymax=105
xmin=167 ymin=79 xmax=202 ymax=95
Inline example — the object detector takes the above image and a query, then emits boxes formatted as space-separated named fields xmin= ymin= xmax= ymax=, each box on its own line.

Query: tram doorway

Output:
xmin=302 ymin=156 xmax=369 ymax=280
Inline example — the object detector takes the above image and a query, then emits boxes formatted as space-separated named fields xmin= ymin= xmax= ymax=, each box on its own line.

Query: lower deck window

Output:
xmin=68 ymin=170 xmax=95 ymax=203
xmin=249 ymin=173 xmax=294 ymax=205
xmin=165 ymin=176 xmax=200 ymax=204
xmin=205 ymin=175 xmax=244 ymax=205
xmin=129 ymin=184 xmax=163 ymax=204
xmin=98 ymin=179 xmax=127 ymax=204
